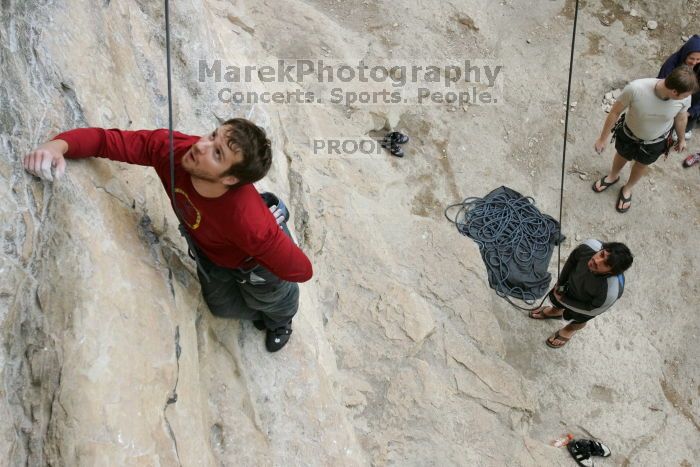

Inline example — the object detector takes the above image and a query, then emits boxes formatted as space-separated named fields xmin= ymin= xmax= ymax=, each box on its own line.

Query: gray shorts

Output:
xmin=196 ymin=251 xmax=299 ymax=329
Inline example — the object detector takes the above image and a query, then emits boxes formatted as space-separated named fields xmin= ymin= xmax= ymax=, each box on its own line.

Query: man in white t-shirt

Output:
xmin=592 ymin=65 xmax=698 ymax=213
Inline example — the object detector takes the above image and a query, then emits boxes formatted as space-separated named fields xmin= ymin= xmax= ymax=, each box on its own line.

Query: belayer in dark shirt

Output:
xmin=529 ymin=240 xmax=633 ymax=348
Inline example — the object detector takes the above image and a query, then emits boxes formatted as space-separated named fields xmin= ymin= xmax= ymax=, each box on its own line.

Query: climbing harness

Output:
xmin=164 ymin=0 xmax=210 ymax=281
xmin=446 ymin=0 xmax=580 ymax=311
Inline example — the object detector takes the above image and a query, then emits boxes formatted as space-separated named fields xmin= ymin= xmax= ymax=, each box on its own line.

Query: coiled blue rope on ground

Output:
xmin=445 ymin=186 xmax=563 ymax=309
xmin=446 ymin=0 xmax=578 ymax=312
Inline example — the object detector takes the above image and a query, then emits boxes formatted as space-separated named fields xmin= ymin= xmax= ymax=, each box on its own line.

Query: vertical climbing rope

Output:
xmin=445 ymin=0 xmax=581 ymax=311
xmin=164 ymin=0 xmax=210 ymax=281
xmin=164 ymin=0 xmax=175 ymax=211
xmin=556 ymin=0 xmax=579 ymax=282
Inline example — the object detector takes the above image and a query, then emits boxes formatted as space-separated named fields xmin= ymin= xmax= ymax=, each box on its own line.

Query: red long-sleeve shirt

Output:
xmin=54 ymin=128 xmax=313 ymax=282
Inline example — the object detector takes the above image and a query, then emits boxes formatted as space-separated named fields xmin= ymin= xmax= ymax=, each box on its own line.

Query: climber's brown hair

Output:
xmin=220 ymin=118 xmax=272 ymax=185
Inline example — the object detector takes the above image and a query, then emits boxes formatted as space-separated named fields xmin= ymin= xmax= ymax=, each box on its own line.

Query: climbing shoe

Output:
xmin=587 ymin=440 xmax=611 ymax=457
xmin=386 ymin=131 xmax=409 ymax=144
xmin=265 ymin=323 xmax=293 ymax=352
xmin=567 ymin=439 xmax=593 ymax=466
xmin=260 ymin=192 xmax=290 ymax=223
xmin=260 ymin=191 xmax=294 ymax=240
xmin=380 ymin=138 xmax=405 ymax=157
xmin=567 ymin=438 xmax=611 ymax=466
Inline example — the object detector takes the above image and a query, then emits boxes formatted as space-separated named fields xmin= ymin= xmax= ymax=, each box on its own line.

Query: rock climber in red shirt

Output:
xmin=23 ymin=118 xmax=312 ymax=352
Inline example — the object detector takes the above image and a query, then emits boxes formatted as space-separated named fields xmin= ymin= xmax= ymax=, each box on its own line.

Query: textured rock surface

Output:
xmin=1 ymin=0 xmax=698 ymax=466
xmin=0 ymin=1 xmax=363 ymax=466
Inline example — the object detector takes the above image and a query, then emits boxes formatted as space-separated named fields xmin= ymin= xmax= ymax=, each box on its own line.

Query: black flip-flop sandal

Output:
xmin=567 ymin=439 xmax=594 ymax=467
xmin=591 ymin=175 xmax=620 ymax=193
xmin=615 ymin=187 xmax=632 ymax=213
xmin=386 ymin=131 xmax=409 ymax=144
xmin=546 ymin=330 xmax=570 ymax=349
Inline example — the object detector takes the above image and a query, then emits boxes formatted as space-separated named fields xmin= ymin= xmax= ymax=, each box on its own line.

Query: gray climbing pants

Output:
xmin=196 ymin=251 xmax=299 ymax=330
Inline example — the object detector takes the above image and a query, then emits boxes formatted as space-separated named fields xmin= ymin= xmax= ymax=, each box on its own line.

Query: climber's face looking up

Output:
xmin=182 ymin=118 xmax=272 ymax=190
xmin=181 ymin=125 xmax=242 ymax=186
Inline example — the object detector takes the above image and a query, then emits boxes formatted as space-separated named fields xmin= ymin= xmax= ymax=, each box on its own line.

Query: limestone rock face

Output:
xmin=0 ymin=2 xmax=363 ymax=466
xmin=2 ymin=1 xmax=698 ymax=466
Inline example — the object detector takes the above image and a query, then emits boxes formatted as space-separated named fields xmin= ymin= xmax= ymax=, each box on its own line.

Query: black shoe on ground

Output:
xmin=253 ymin=319 xmax=266 ymax=331
xmin=386 ymin=131 xmax=409 ymax=144
xmin=380 ymin=138 xmax=404 ymax=157
xmin=265 ymin=323 xmax=293 ymax=352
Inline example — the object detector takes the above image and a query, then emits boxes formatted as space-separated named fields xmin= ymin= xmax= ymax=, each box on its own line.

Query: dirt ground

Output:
xmin=281 ymin=0 xmax=700 ymax=464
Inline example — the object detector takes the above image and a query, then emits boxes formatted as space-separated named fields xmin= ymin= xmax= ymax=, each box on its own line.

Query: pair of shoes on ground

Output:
xmin=683 ymin=152 xmax=700 ymax=168
xmin=380 ymin=131 xmax=409 ymax=157
xmin=567 ymin=438 xmax=611 ymax=466
xmin=253 ymin=319 xmax=293 ymax=352
xmin=591 ymin=176 xmax=631 ymax=214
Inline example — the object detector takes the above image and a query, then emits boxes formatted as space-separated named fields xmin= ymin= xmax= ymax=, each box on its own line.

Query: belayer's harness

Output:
xmin=611 ymin=113 xmax=673 ymax=157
